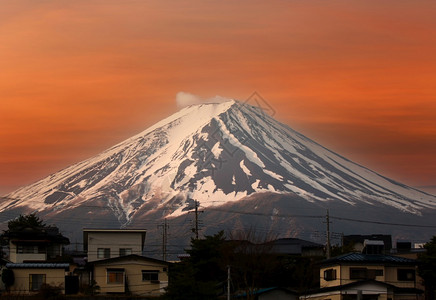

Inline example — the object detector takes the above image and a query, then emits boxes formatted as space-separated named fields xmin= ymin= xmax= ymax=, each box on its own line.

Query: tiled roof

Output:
xmin=6 ymin=263 xmax=69 ymax=269
xmin=89 ymin=254 xmax=169 ymax=266
xmin=322 ymin=253 xmax=416 ymax=265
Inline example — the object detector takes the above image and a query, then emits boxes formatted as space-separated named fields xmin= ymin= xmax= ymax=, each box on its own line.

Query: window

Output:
xmin=97 ymin=248 xmax=110 ymax=259
xmin=373 ymin=269 xmax=383 ymax=277
xmin=107 ymin=268 xmax=124 ymax=284
xmin=398 ymin=269 xmax=415 ymax=281
xmin=29 ymin=274 xmax=46 ymax=291
xmin=350 ymin=268 xmax=383 ymax=280
xmin=119 ymin=248 xmax=132 ymax=256
xmin=350 ymin=268 xmax=367 ymax=279
xmin=142 ymin=270 xmax=159 ymax=281
xmin=323 ymin=269 xmax=336 ymax=281
xmin=17 ymin=245 xmax=46 ymax=254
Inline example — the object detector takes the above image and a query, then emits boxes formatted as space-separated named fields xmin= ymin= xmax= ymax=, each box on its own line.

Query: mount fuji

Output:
xmin=1 ymin=99 xmax=435 ymax=251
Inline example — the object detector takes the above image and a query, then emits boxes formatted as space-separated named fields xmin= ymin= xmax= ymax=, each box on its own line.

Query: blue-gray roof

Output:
xmin=322 ymin=253 xmax=417 ymax=265
xmin=6 ymin=263 xmax=69 ymax=269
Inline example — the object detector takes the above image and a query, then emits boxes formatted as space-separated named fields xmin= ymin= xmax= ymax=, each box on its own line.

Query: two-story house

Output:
xmin=5 ymin=226 xmax=69 ymax=263
xmin=83 ymin=228 xmax=169 ymax=296
xmin=300 ymin=251 xmax=423 ymax=300
xmin=83 ymin=228 xmax=147 ymax=262
xmin=2 ymin=225 xmax=71 ymax=294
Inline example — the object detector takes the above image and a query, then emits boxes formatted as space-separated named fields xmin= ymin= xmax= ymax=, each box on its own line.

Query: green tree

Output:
xmin=418 ymin=236 xmax=436 ymax=300
xmin=164 ymin=231 xmax=227 ymax=300
xmin=5 ymin=213 xmax=46 ymax=232
xmin=226 ymin=228 xmax=278 ymax=300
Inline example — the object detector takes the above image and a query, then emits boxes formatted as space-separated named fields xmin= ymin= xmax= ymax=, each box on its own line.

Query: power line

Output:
xmin=330 ymin=216 xmax=436 ymax=228
xmin=204 ymin=206 xmax=436 ymax=228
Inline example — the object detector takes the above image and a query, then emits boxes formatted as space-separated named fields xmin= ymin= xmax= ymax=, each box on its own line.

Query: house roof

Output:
xmin=271 ymin=238 xmax=324 ymax=248
xmin=88 ymin=254 xmax=169 ymax=266
xmin=6 ymin=263 xmax=69 ymax=269
xmin=321 ymin=252 xmax=417 ymax=266
xmin=268 ymin=238 xmax=324 ymax=255
xmin=236 ymin=287 xmax=298 ymax=298
xmin=303 ymin=279 xmax=423 ymax=296
xmin=82 ymin=228 xmax=147 ymax=233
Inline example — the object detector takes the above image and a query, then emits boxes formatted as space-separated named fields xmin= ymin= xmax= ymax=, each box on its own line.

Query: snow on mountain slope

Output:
xmin=1 ymin=99 xmax=435 ymax=226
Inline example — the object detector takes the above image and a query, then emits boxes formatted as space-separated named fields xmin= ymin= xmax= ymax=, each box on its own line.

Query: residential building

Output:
xmin=3 ymin=226 xmax=69 ymax=263
xmin=301 ymin=252 xmax=423 ymax=300
xmin=5 ymin=263 xmax=70 ymax=294
xmin=88 ymin=254 xmax=169 ymax=296
xmin=1 ymin=225 xmax=72 ymax=294
xmin=343 ymin=235 xmax=392 ymax=254
xmin=391 ymin=240 xmax=426 ymax=260
xmin=269 ymin=238 xmax=325 ymax=257
xmin=83 ymin=228 xmax=146 ymax=262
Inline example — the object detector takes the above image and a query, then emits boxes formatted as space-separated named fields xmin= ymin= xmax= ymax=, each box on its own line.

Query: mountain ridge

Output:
xmin=1 ymin=99 xmax=435 ymax=245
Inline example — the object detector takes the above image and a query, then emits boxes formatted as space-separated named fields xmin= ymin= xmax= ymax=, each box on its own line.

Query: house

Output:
xmin=1 ymin=225 xmax=72 ymax=294
xmin=269 ymin=238 xmax=325 ymax=257
xmin=391 ymin=240 xmax=426 ymax=260
xmin=343 ymin=235 xmax=392 ymax=254
xmin=83 ymin=228 xmax=146 ymax=262
xmin=3 ymin=226 xmax=69 ymax=263
xmin=300 ymin=252 xmax=423 ymax=300
xmin=5 ymin=263 xmax=70 ymax=294
xmin=301 ymin=279 xmax=421 ymax=300
xmin=88 ymin=254 xmax=169 ymax=296
xmin=82 ymin=228 xmax=169 ymax=296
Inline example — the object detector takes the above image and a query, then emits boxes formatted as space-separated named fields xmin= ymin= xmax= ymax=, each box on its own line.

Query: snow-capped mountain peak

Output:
xmin=2 ymin=99 xmax=435 ymax=227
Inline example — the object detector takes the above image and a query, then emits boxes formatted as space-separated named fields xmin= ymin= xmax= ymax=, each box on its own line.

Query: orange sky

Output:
xmin=1 ymin=0 xmax=435 ymax=195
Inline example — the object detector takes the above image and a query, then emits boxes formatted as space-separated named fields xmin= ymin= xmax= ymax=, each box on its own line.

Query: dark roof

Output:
xmin=6 ymin=263 xmax=69 ymax=269
xmin=303 ymin=279 xmax=423 ymax=296
xmin=236 ymin=287 xmax=298 ymax=298
xmin=267 ymin=238 xmax=324 ymax=255
xmin=271 ymin=238 xmax=324 ymax=248
xmin=89 ymin=254 xmax=169 ymax=266
xmin=321 ymin=252 xmax=417 ymax=266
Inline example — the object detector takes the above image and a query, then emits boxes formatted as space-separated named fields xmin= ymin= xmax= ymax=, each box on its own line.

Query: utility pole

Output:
xmin=191 ymin=200 xmax=202 ymax=239
xmin=227 ymin=265 xmax=231 ymax=300
xmin=158 ymin=218 xmax=169 ymax=261
xmin=326 ymin=209 xmax=331 ymax=259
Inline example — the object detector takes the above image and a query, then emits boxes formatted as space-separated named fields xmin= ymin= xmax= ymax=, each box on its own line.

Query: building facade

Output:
xmin=83 ymin=229 xmax=146 ymax=262
xmin=301 ymin=253 xmax=423 ymax=300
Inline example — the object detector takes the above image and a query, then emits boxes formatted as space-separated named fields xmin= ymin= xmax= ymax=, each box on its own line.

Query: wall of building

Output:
xmin=319 ymin=265 xmax=341 ymax=288
xmin=384 ymin=266 xmax=417 ymax=289
xmin=9 ymin=268 xmax=66 ymax=294
xmin=320 ymin=264 xmax=417 ymax=290
xmin=87 ymin=232 xmax=143 ymax=262
xmin=93 ymin=259 xmax=168 ymax=296
xmin=9 ymin=243 xmax=47 ymax=263
xmin=340 ymin=265 xmax=385 ymax=286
